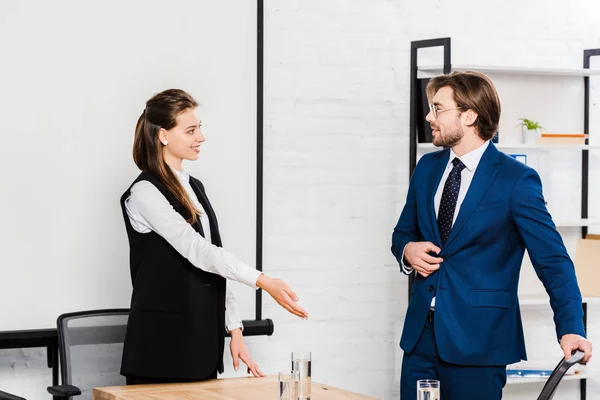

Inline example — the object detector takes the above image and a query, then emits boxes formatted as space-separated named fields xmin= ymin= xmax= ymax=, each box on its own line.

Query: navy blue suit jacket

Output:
xmin=392 ymin=143 xmax=585 ymax=366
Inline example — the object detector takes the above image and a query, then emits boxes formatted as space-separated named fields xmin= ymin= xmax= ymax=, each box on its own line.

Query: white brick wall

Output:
xmin=2 ymin=1 xmax=600 ymax=399
xmin=253 ymin=1 xmax=600 ymax=399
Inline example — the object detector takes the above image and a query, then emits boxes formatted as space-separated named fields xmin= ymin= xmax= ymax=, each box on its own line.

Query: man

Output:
xmin=391 ymin=71 xmax=592 ymax=400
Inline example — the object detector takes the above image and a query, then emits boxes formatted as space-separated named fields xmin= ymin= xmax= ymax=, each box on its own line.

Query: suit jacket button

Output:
xmin=428 ymin=285 xmax=434 ymax=292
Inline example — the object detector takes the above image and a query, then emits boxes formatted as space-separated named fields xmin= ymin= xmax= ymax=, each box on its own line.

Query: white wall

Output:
xmin=2 ymin=1 xmax=600 ymax=399
xmin=0 ymin=0 xmax=259 ymax=331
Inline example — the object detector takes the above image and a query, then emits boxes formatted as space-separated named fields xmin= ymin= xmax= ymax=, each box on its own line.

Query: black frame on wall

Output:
xmin=0 ymin=1 xmax=272 ymax=394
xmin=256 ymin=0 xmax=265 ymax=322
xmin=407 ymin=37 xmax=451 ymax=295
xmin=408 ymin=37 xmax=599 ymax=400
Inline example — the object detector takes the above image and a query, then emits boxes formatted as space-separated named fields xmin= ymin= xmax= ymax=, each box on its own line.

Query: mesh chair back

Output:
xmin=0 ymin=390 xmax=26 ymax=400
xmin=57 ymin=309 xmax=129 ymax=399
xmin=537 ymin=350 xmax=585 ymax=400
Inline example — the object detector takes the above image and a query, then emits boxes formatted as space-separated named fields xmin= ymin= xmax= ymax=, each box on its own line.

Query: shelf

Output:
xmin=417 ymin=143 xmax=600 ymax=150
xmin=418 ymin=64 xmax=600 ymax=77
xmin=506 ymin=370 xmax=591 ymax=385
xmin=555 ymin=219 xmax=600 ymax=227
xmin=518 ymin=295 xmax=600 ymax=306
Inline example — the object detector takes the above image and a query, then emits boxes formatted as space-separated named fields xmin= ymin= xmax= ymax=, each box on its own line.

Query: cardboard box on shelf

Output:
xmin=575 ymin=236 xmax=600 ymax=297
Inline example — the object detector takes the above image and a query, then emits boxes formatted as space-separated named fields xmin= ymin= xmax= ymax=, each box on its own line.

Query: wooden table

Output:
xmin=92 ymin=376 xmax=378 ymax=400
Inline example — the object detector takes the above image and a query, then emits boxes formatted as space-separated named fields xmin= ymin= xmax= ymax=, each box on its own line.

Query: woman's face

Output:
xmin=160 ymin=107 xmax=204 ymax=164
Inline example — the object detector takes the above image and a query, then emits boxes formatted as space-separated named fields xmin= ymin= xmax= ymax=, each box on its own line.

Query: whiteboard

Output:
xmin=0 ymin=1 xmax=258 ymax=330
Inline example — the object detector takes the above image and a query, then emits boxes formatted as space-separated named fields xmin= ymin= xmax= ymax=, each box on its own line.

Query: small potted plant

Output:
xmin=517 ymin=118 xmax=545 ymax=144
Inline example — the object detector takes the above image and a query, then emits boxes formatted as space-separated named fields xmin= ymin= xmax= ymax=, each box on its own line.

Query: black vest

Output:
xmin=119 ymin=171 xmax=226 ymax=379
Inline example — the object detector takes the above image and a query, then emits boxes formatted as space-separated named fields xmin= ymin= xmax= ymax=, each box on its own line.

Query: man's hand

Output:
xmin=256 ymin=274 xmax=308 ymax=319
xmin=560 ymin=334 xmax=592 ymax=363
xmin=230 ymin=329 xmax=266 ymax=377
xmin=404 ymin=241 xmax=443 ymax=278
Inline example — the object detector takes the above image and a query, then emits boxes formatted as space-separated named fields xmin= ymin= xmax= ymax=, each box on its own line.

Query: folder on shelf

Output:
xmin=506 ymin=368 xmax=578 ymax=378
xmin=508 ymin=154 xmax=527 ymax=164
xmin=507 ymin=362 xmax=579 ymax=378
xmin=537 ymin=133 xmax=587 ymax=145
xmin=506 ymin=369 xmax=553 ymax=378
xmin=575 ymin=237 xmax=600 ymax=297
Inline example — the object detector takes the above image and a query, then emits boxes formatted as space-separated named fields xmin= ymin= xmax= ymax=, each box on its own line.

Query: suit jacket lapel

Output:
xmin=443 ymin=143 xmax=500 ymax=251
xmin=427 ymin=150 xmax=449 ymax=248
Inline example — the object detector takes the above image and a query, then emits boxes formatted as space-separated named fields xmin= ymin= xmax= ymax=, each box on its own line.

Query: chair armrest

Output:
xmin=47 ymin=385 xmax=82 ymax=398
xmin=0 ymin=390 xmax=26 ymax=400
xmin=537 ymin=350 xmax=586 ymax=400
xmin=565 ymin=350 xmax=585 ymax=366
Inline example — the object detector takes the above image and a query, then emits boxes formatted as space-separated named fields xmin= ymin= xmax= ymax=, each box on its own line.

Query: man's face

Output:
xmin=426 ymin=86 xmax=463 ymax=148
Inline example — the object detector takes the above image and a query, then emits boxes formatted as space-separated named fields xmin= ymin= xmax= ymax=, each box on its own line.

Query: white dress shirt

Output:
xmin=124 ymin=168 xmax=262 ymax=332
xmin=403 ymin=141 xmax=490 ymax=308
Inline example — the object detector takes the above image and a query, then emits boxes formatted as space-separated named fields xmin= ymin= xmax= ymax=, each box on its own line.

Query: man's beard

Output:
xmin=432 ymin=123 xmax=463 ymax=148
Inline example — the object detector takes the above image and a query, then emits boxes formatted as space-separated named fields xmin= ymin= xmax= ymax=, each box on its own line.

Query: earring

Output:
xmin=162 ymin=140 xmax=168 ymax=145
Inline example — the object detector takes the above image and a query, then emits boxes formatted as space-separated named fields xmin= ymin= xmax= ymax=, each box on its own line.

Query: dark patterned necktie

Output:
xmin=437 ymin=158 xmax=466 ymax=245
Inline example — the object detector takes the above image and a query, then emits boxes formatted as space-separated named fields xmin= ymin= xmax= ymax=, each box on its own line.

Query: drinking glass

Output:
xmin=291 ymin=351 xmax=311 ymax=399
xmin=417 ymin=379 xmax=440 ymax=400
xmin=278 ymin=370 xmax=299 ymax=400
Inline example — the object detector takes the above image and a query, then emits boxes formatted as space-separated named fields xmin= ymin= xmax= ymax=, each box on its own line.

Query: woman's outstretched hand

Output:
xmin=256 ymin=274 xmax=308 ymax=319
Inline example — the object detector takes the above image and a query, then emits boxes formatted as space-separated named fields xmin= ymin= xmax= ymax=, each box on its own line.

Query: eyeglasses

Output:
xmin=429 ymin=104 xmax=461 ymax=119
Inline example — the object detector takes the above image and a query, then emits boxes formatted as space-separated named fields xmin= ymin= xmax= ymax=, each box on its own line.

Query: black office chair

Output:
xmin=537 ymin=350 xmax=586 ymax=400
xmin=47 ymin=309 xmax=129 ymax=400
xmin=0 ymin=390 xmax=25 ymax=400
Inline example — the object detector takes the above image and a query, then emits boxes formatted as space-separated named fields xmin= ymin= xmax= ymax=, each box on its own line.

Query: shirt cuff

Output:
xmin=226 ymin=321 xmax=244 ymax=333
xmin=240 ymin=267 xmax=262 ymax=289
xmin=401 ymin=244 xmax=414 ymax=275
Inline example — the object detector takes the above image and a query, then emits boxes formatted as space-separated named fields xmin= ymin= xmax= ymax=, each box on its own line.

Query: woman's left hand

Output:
xmin=230 ymin=328 xmax=266 ymax=377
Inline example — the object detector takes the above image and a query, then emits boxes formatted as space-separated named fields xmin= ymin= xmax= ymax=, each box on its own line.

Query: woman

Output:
xmin=120 ymin=89 xmax=307 ymax=384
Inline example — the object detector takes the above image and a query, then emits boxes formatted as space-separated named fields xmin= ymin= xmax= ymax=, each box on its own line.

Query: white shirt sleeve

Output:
xmin=225 ymin=282 xmax=244 ymax=332
xmin=124 ymin=181 xmax=262 ymax=289
xmin=401 ymin=244 xmax=414 ymax=275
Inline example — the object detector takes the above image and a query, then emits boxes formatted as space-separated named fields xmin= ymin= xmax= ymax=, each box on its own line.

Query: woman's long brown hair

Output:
xmin=133 ymin=89 xmax=199 ymax=224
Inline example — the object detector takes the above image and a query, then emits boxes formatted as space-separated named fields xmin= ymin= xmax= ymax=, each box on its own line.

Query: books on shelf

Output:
xmin=538 ymin=133 xmax=587 ymax=145
xmin=506 ymin=369 xmax=553 ymax=378
xmin=507 ymin=362 xmax=580 ymax=378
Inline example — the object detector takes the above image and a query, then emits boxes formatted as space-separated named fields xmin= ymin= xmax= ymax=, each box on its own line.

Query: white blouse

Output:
xmin=124 ymin=168 xmax=261 ymax=332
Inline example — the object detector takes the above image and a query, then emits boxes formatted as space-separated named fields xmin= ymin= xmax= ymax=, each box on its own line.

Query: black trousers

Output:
xmin=125 ymin=368 xmax=218 ymax=385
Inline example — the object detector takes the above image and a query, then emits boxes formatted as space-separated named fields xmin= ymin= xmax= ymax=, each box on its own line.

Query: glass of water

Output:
xmin=291 ymin=351 xmax=311 ymax=399
xmin=417 ymin=379 xmax=440 ymax=400
xmin=278 ymin=371 xmax=299 ymax=400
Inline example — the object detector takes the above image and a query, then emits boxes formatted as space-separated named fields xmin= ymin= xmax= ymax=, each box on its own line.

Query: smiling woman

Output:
xmin=120 ymin=88 xmax=307 ymax=383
